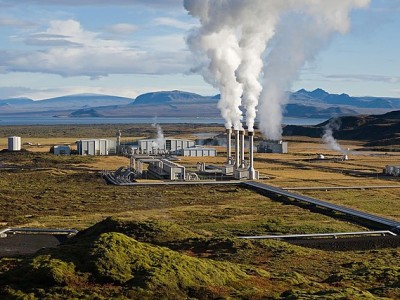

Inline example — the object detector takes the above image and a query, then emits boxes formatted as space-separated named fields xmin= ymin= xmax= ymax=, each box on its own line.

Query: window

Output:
xmin=166 ymin=140 xmax=171 ymax=150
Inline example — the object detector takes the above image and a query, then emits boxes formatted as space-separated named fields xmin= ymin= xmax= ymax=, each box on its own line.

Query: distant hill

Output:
xmin=38 ymin=94 xmax=133 ymax=107
xmin=0 ymin=97 xmax=34 ymax=105
xmin=133 ymin=90 xmax=216 ymax=105
xmin=0 ymin=94 xmax=132 ymax=116
xmin=283 ymin=110 xmax=400 ymax=147
xmin=1 ymin=89 xmax=400 ymax=119
xmin=290 ymin=88 xmax=400 ymax=109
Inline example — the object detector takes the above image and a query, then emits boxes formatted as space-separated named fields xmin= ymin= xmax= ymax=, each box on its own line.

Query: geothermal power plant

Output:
xmin=226 ymin=128 xmax=258 ymax=180
xmin=101 ymin=124 xmax=261 ymax=183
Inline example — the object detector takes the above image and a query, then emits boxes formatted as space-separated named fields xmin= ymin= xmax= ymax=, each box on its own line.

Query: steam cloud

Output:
xmin=151 ymin=122 xmax=165 ymax=149
xmin=322 ymin=119 xmax=347 ymax=153
xmin=184 ymin=0 xmax=370 ymax=136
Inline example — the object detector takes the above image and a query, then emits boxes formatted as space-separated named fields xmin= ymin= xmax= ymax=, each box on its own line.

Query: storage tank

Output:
xmin=8 ymin=136 xmax=21 ymax=151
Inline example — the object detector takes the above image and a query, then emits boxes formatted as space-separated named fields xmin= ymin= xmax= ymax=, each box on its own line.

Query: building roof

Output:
xmin=139 ymin=138 xmax=194 ymax=142
xmin=180 ymin=147 xmax=217 ymax=151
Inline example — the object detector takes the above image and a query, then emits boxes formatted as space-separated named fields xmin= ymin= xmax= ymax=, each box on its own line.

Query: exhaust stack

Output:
xmin=235 ymin=129 xmax=240 ymax=168
xmin=248 ymin=131 xmax=255 ymax=180
xmin=240 ymin=129 xmax=245 ymax=168
xmin=226 ymin=128 xmax=232 ymax=164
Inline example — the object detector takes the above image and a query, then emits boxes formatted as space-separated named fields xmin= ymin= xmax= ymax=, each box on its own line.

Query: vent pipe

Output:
xmin=248 ymin=131 xmax=255 ymax=180
xmin=235 ymin=129 xmax=240 ymax=168
xmin=240 ymin=129 xmax=245 ymax=168
xmin=116 ymin=130 xmax=121 ymax=154
xmin=226 ymin=128 xmax=232 ymax=164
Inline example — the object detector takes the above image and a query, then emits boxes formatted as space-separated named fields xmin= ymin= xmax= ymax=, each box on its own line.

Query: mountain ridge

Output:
xmin=1 ymin=88 xmax=400 ymax=119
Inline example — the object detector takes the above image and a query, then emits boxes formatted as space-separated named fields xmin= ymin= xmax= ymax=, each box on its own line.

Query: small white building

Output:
xmin=53 ymin=145 xmax=71 ymax=155
xmin=77 ymin=139 xmax=117 ymax=156
xmin=8 ymin=136 xmax=21 ymax=151
xmin=257 ymin=140 xmax=288 ymax=154
xmin=176 ymin=146 xmax=217 ymax=157
xmin=138 ymin=138 xmax=195 ymax=154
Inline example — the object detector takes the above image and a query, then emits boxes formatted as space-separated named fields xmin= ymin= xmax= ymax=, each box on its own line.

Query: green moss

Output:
xmin=281 ymin=287 xmax=378 ymax=299
xmin=1 ymin=230 xmax=270 ymax=299
xmin=79 ymin=217 xmax=200 ymax=245
xmin=89 ymin=232 xmax=268 ymax=291
xmin=326 ymin=261 xmax=400 ymax=291
xmin=30 ymin=255 xmax=77 ymax=286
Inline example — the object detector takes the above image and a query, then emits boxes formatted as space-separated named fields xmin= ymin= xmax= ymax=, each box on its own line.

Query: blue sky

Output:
xmin=0 ymin=0 xmax=399 ymax=100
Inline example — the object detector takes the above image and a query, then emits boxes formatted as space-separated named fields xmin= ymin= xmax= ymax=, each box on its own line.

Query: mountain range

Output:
xmin=1 ymin=89 xmax=400 ymax=118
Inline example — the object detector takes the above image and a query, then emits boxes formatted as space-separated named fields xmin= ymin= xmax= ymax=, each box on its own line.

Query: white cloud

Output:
xmin=0 ymin=0 xmax=182 ymax=7
xmin=1 ymin=19 xmax=188 ymax=78
xmin=0 ymin=86 xmax=34 ymax=99
xmin=141 ymin=34 xmax=187 ymax=52
xmin=0 ymin=16 xmax=34 ymax=27
xmin=105 ymin=23 xmax=138 ymax=36
xmin=154 ymin=17 xmax=193 ymax=30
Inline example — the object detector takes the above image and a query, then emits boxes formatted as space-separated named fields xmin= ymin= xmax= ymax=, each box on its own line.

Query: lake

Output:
xmin=0 ymin=116 xmax=327 ymax=126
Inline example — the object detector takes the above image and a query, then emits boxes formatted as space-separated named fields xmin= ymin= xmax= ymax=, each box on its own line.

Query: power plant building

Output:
xmin=176 ymin=146 xmax=217 ymax=157
xmin=257 ymin=140 xmax=288 ymax=154
xmin=138 ymin=138 xmax=195 ymax=154
xmin=8 ymin=136 xmax=21 ymax=151
xmin=147 ymin=159 xmax=186 ymax=180
xmin=77 ymin=139 xmax=117 ymax=156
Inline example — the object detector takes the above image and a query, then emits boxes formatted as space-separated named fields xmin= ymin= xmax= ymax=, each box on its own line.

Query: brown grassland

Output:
xmin=1 ymin=124 xmax=400 ymax=299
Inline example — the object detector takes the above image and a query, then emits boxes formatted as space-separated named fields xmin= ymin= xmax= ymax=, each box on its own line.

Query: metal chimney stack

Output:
xmin=248 ymin=131 xmax=255 ymax=179
xmin=226 ymin=128 xmax=232 ymax=164
xmin=235 ymin=129 xmax=240 ymax=168
xmin=240 ymin=129 xmax=245 ymax=168
xmin=116 ymin=130 xmax=122 ymax=154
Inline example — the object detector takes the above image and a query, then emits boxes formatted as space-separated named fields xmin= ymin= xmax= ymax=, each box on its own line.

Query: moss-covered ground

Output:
xmin=1 ymin=124 xmax=400 ymax=299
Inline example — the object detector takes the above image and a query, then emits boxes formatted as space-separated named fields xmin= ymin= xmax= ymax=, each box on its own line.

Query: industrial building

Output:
xmin=8 ymin=136 xmax=21 ymax=151
xmin=148 ymin=159 xmax=186 ymax=180
xmin=257 ymin=140 xmax=288 ymax=154
xmin=52 ymin=145 xmax=71 ymax=155
xmin=77 ymin=139 xmax=117 ymax=156
xmin=109 ymin=126 xmax=260 ymax=182
xmin=176 ymin=146 xmax=217 ymax=157
xmin=138 ymin=138 xmax=195 ymax=155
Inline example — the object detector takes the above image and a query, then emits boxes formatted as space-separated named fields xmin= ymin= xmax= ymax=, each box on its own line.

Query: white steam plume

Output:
xmin=258 ymin=0 xmax=370 ymax=140
xmin=184 ymin=0 xmax=370 ymax=137
xmin=151 ymin=122 xmax=165 ymax=149
xmin=322 ymin=119 xmax=344 ymax=153
xmin=185 ymin=2 xmax=243 ymax=130
xmin=236 ymin=16 xmax=278 ymax=132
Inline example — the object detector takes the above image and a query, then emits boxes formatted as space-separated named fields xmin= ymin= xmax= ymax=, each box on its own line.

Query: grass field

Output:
xmin=1 ymin=124 xmax=400 ymax=299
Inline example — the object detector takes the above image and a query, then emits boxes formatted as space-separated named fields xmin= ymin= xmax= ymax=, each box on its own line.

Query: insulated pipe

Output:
xmin=235 ymin=130 xmax=240 ymax=168
xmin=248 ymin=131 xmax=255 ymax=180
xmin=226 ymin=128 xmax=232 ymax=164
xmin=240 ymin=129 xmax=245 ymax=168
